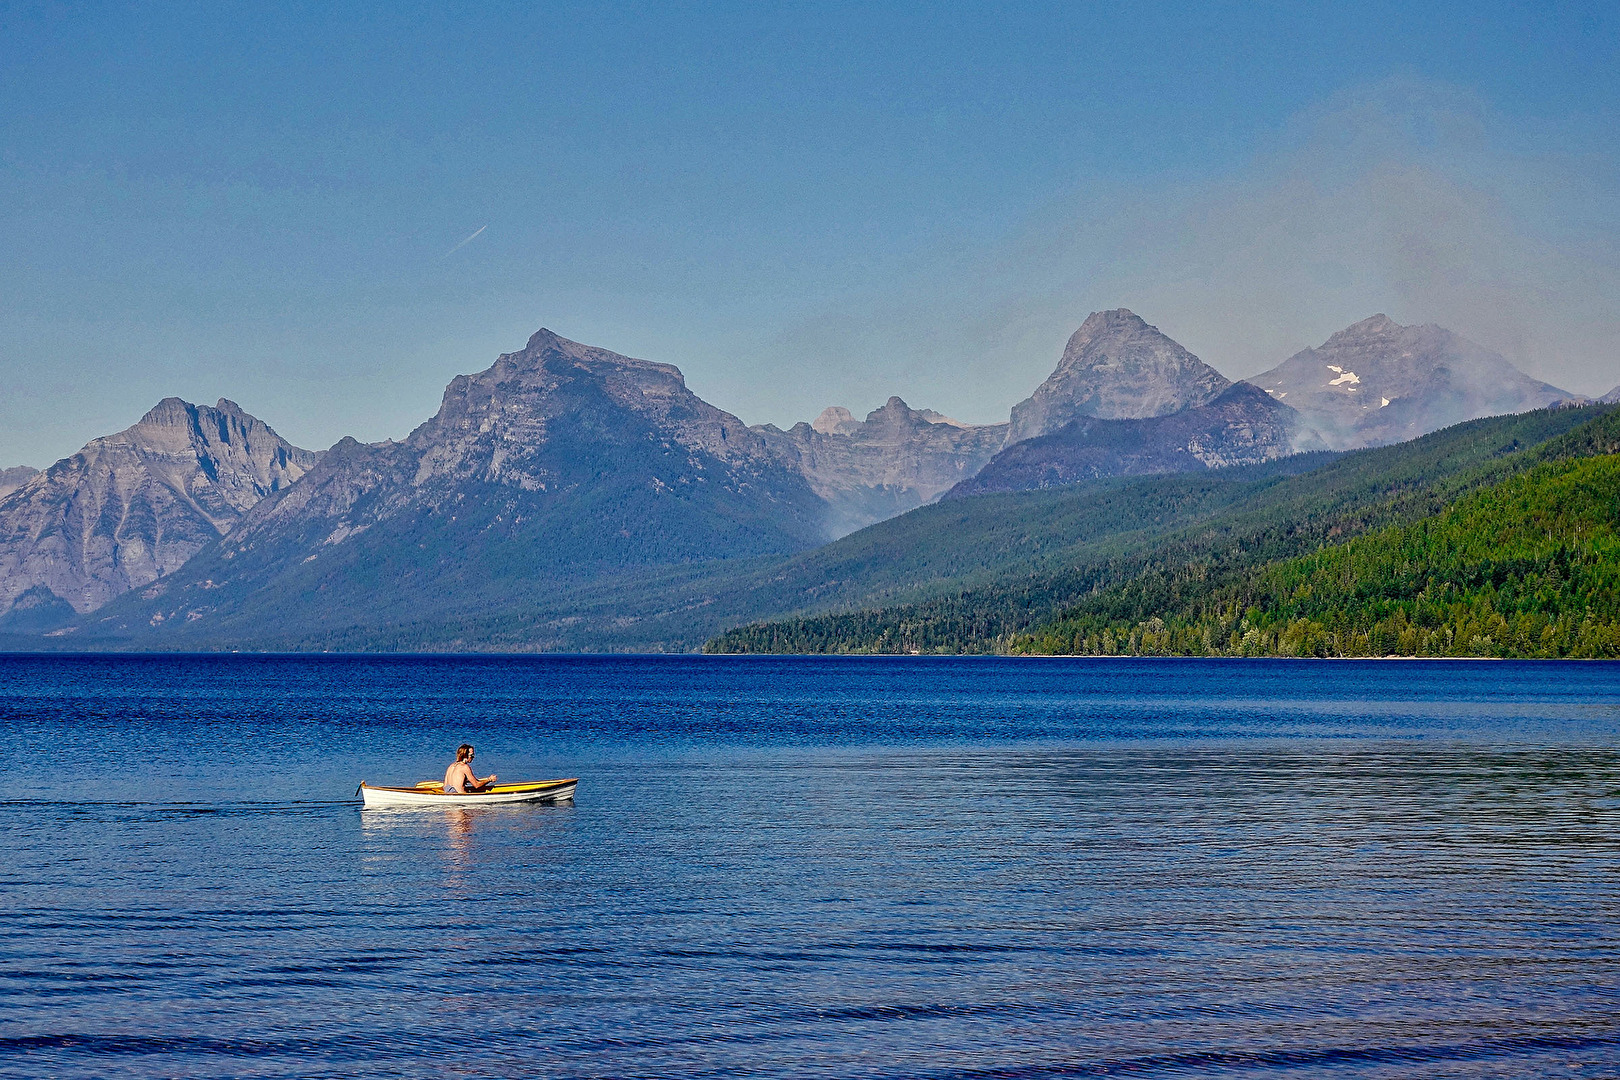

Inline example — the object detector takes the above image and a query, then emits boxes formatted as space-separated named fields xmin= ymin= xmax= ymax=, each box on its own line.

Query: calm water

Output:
xmin=2 ymin=656 xmax=1619 ymax=1079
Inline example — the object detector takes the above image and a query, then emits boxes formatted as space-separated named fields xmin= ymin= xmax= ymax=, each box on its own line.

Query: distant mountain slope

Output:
xmin=75 ymin=330 xmax=829 ymax=645
xmin=0 ymin=399 xmax=315 ymax=626
xmin=1602 ymin=385 xmax=1620 ymax=405
xmin=755 ymin=397 xmax=1006 ymax=535
xmin=705 ymin=406 xmax=1614 ymax=654
xmin=0 ymin=467 xmax=38 ymax=499
xmin=1015 ymin=451 xmax=1620 ymax=658
xmin=1248 ymin=315 xmax=1573 ymax=450
xmin=1005 ymin=309 xmax=1230 ymax=444
xmin=952 ymin=383 xmax=1308 ymax=497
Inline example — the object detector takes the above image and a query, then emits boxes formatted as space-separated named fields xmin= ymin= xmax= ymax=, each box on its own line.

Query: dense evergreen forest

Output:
xmin=707 ymin=406 xmax=1620 ymax=657
xmin=1015 ymin=454 xmax=1620 ymax=658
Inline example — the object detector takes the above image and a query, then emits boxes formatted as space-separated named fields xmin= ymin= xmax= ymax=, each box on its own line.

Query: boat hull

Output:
xmin=359 ymin=778 xmax=577 ymax=809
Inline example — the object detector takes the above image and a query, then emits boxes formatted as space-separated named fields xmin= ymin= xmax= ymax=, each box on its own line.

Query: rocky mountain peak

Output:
xmin=0 ymin=399 xmax=316 ymax=623
xmin=1247 ymin=316 xmax=1574 ymax=450
xmin=525 ymin=326 xmax=562 ymax=351
xmin=1066 ymin=308 xmax=1153 ymax=346
xmin=812 ymin=407 xmax=859 ymax=435
xmin=1600 ymin=385 xmax=1620 ymax=405
xmin=1006 ymin=310 xmax=1231 ymax=444
xmin=140 ymin=396 xmax=195 ymax=423
xmin=512 ymin=327 xmax=682 ymax=376
xmin=1318 ymin=314 xmax=1455 ymax=361
xmin=226 ymin=326 xmax=829 ymax=555
xmin=1332 ymin=313 xmax=1400 ymax=340
xmin=445 ymin=329 xmax=688 ymax=410
xmin=866 ymin=397 xmax=924 ymax=427
xmin=409 ymin=330 xmax=772 ymax=491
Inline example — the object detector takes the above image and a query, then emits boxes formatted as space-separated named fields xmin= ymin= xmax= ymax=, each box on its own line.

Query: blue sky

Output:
xmin=3 ymin=1 xmax=1617 ymax=464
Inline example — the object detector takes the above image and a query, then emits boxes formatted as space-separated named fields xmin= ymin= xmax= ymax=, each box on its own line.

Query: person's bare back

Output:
xmin=444 ymin=744 xmax=497 ymax=793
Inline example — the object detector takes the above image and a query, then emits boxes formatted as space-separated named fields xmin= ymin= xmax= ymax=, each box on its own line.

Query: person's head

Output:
xmin=456 ymin=744 xmax=474 ymax=762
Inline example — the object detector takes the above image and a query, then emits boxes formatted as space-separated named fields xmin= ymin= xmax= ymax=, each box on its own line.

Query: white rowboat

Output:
xmin=358 ymin=778 xmax=577 ymax=809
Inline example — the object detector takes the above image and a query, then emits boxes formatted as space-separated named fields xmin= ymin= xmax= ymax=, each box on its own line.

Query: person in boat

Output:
xmin=444 ymin=744 xmax=497 ymax=794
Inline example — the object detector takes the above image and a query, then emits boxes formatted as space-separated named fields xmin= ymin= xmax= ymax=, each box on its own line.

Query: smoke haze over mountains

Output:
xmin=770 ymin=79 xmax=1620 ymax=427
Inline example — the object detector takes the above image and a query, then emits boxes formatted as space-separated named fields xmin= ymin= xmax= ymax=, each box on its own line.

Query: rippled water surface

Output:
xmin=3 ymin=655 xmax=1619 ymax=1079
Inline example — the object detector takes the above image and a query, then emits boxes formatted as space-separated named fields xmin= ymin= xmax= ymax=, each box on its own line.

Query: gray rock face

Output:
xmin=952 ymin=383 xmax=1313 ymax=497
xmin=231 ymin=328 xmax=825 ymax=543
xmin=1601 ymin=385 xmax=1620 ymax=405
xmin=0 ymin=467 xmax=39 ymax=500
xmin=1246 ymin=315 xmax=1575 ymax=451
xmin=756 ymin=397 xmax=1008 ymax=536
xmin=0 ymin=399 xmax=316 ymax=618
xmin=1006 ymin=309 xmax=1231 ymax=445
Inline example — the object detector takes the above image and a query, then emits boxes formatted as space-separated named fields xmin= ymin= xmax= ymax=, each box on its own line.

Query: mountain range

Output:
xmin=0 ymin=310 xmax=1598 ymax=648
xmin=753 ymin=396 xmax=1005 ymax=536
xmin=102 ymin=330 xmax=833 ymax=641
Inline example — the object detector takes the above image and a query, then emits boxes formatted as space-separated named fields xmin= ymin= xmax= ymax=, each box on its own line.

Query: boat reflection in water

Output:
xmin=358 ymin=792 xmax=577 ymax=893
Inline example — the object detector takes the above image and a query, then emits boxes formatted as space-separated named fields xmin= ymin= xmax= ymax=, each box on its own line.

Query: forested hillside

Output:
xmin=1015 ymin=453 xmax=1620 ymax=658
xmin=707 ymin=406 xmax=1617 ymax=654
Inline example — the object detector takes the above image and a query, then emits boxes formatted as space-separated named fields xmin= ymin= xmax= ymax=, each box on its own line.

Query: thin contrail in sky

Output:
xmin=445 ymin=224 xmax=487 ymax=255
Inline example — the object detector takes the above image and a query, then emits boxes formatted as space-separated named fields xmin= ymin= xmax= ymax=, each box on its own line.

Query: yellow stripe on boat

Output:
xmin=409 ymin=780 xmax=565 ymax=794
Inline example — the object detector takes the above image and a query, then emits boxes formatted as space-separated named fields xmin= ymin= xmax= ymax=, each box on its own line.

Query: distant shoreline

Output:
xmin=3 ymin=649 xmax=1616 ymax=662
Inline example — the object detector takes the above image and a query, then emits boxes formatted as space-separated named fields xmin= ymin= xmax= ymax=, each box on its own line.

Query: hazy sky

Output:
xmin=3 ymin=1 xmax=1617 ymax=465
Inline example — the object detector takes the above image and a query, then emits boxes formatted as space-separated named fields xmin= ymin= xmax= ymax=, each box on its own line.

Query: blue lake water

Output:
xmin=2 ymin=655 xmax=1619 ymax=1079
